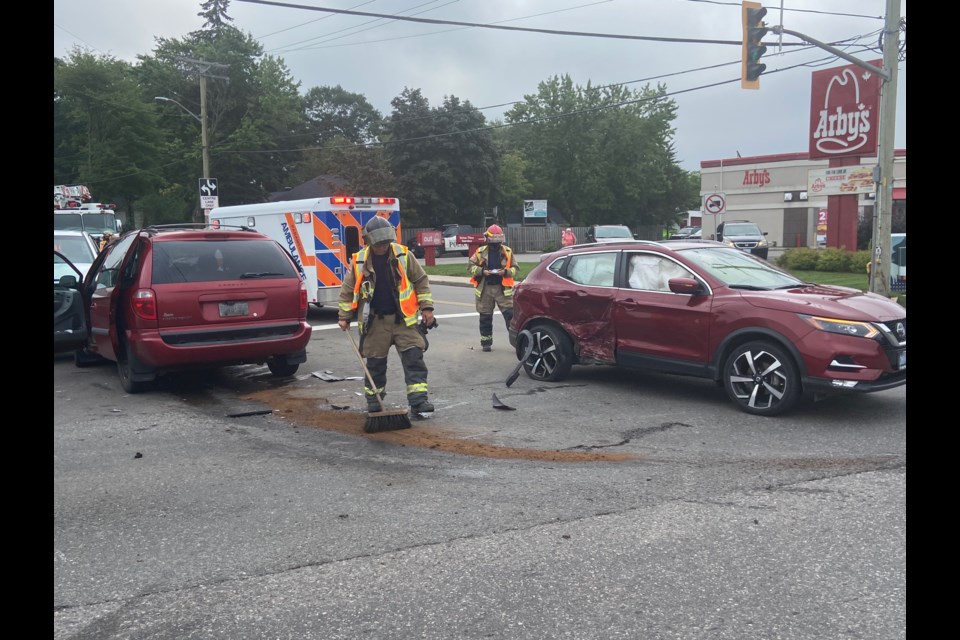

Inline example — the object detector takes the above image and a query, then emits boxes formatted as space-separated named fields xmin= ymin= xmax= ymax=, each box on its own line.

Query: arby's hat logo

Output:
xmin=808 ymin=61 xmax=881 ymax=160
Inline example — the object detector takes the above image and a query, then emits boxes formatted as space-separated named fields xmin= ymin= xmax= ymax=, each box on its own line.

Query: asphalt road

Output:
xmin=54 ymin=281 xmax=906 ymax=640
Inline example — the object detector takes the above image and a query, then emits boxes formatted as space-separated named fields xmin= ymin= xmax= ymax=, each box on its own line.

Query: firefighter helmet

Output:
xmin=363 ymin=216 xmax=395 ymax=245
xmin=484 ymin=224 xmax=505 ymax=244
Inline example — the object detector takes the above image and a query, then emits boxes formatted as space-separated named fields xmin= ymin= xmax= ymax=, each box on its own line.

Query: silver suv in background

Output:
xmin=585 ymin=224 xmax=635 ymax=243
xmin=714 ymin=220 xmax=769 ymax=259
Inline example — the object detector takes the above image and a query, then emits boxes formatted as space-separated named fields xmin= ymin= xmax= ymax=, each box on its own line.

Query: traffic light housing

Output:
xmin=741 ymin=1 xmax=768 ymax=90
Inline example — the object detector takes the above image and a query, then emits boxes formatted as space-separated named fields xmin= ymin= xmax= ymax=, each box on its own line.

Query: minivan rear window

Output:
xmin=151 ymin=240 xmax=299 ymax=284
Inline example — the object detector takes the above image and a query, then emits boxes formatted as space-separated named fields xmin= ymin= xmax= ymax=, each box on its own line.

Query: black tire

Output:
xmin=722 ymin=340 xmax=801 ymax=416
xmin=117 ymin=340 xmax=151 ymax=393
xmin=522 ymin=324 xmax=574 ymax=382
xmin=267 ymin=357 xmax=299 ymax=377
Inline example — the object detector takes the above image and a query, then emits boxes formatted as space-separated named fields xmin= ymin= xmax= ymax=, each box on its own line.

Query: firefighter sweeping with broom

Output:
xmin=338 ymin=216 xmax=437 ymax=431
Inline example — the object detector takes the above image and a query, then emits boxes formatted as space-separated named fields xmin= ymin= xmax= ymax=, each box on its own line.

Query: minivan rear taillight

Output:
xmin=299 ymin=281 xmax=308 ymax=315
xmin=132 ymin=289 xmax=157 ymax=320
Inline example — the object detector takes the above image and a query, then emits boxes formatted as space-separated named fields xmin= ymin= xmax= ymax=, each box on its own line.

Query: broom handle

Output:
xmin=346 ymin=328 xmax=387 ymax=412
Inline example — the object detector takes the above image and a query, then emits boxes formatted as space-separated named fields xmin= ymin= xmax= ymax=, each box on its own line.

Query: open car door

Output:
xmin=54 ymin=250 xmax=89 ymax=354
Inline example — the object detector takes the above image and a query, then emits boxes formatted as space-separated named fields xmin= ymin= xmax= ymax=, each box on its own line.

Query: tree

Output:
xmin=497 ymin=149 xmax=533 ymax=217
xmin=139 ymin=21 xmax=305 ymax=206
xmin=294 ymin=136 xmax=397 ymax=195
xmin=503 ymin=74 xmax=694 ymax=227
xmin=199 ymin=0 xmax=233 ymax=30
xmin=54 ymin=48 xmax=166 ymax=224
xmin=382 ymin=89 xmax=499 ymax=227
xmin=302 ymin=85 xmax=383 ymax=146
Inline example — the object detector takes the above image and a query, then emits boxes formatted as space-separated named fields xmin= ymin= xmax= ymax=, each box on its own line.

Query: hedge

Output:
xmin=775 ymin=248 xmax=872 ymax=274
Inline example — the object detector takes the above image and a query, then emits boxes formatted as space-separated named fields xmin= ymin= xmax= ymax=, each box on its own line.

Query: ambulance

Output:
xmin=209 ymin=196 xmax=401 ymax=307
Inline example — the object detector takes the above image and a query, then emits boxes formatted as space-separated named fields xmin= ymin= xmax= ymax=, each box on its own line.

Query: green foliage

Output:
xmin=497 ymin=150 xmax=532 ymax=215
xmin=295 ymin=136 xmax=397 ymax=194
xmin=777 ymin=248 xmax=873 ymax=274
xmin=54 ymin=48 xmax=165 ymax=216
xmin=383 ymin=90 xmax=499 ymax=227
xmin=138 ymin=187 xmax=195 ymax=226
xmin=816 ymin=248 xmax=853 ymax=272
xmin=501 ymin=75 xmax=695 ymax=227
xmin=302 ymin=85 xmax=383 ymax=145
xmin=848 ymin=250 xmax=872 ymax=274
xmin=775 ymin=248 xmax=819 ymax=270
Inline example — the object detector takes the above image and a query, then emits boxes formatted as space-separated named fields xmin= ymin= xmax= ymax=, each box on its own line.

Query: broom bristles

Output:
xmin=363 ymin=409 xmax=412 ymax=433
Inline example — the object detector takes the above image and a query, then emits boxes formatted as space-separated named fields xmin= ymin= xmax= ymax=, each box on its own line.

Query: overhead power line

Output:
xmin=236 ymin=0 xmax=756 ymax=47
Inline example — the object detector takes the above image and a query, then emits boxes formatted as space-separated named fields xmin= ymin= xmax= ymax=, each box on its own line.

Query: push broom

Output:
xmin=346 ymin=329 xmax=412 ymax=432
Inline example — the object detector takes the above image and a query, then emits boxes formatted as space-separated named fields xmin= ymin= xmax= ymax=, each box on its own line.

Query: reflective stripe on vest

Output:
xmin=470 ymin=245 xmax=515 ymax=289
xmin=350 ymin=244 xmax=420 ymax=326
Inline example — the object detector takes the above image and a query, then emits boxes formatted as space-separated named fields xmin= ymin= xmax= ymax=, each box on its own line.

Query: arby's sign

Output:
xmin=808 ymin=60 xmax=882 ymax=160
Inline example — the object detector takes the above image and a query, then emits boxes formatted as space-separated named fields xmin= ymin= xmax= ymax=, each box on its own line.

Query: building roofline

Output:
xmin=700 ymin=148 xmax=906 ymax=169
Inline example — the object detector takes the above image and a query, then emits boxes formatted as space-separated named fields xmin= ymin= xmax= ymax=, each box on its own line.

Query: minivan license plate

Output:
xmin=219 ymin=302 xmax=249 ymax=317
xmin=898 ymin=350 xmax=906 ymax=369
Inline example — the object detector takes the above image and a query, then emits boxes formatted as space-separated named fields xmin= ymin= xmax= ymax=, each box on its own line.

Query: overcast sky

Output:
xmin=54 ymin=0 xmax=906 ymax=173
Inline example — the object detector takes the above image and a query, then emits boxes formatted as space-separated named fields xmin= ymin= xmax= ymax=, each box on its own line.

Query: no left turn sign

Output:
xmin=704 ymin=192 xmax=726 ymax=215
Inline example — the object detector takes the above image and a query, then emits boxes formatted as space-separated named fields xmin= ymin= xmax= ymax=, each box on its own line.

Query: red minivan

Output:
xmin=75 ymin=226 xmax=312 ymax=393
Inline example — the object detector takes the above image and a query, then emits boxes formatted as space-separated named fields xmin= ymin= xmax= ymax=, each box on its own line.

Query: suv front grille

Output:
xmin=877 ymin=317 xmax=906 ymax=347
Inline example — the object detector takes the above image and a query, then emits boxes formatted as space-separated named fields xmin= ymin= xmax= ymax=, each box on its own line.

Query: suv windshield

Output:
xmin=682 ymin=247 xmax=801 ymax=289
xmin=595 ymin=226 xmax=632 ymax=239
xmin=151 ymin=240 xmax=299 ymax=284
xmin=722 ymin=223 xmax=762 ymax=236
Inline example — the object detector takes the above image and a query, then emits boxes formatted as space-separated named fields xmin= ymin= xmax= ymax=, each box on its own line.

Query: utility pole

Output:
xmin=199 ymin=74 xmax=211 ymax=183
xmin=175 ymin=57 xmax=229 ymax=222
xmin=869 ymin=0 xmax=902 ymax=297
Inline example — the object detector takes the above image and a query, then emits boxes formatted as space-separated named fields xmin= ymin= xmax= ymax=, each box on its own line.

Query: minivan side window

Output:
xmin=93 ymin=233 xmax=136 ymax=289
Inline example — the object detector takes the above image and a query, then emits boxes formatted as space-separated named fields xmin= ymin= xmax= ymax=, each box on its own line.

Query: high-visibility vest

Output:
xmin=349 ymin=244 xmax=421 ymax=326
xmin=470 ymin=245 xmax=515 ymax=290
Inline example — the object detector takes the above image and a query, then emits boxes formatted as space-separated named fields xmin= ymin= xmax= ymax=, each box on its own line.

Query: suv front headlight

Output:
xmin=800 ymin=315 xmax=879 ymax=339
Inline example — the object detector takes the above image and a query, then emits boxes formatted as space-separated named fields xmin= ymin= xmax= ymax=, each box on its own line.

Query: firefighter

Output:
xmin=338 ymin=216 xmax=437 ymax=418
xmin=98 ymin=231 xmax=115 ymax=252
xmin=468 ymin=224 xmax=518 ymax=352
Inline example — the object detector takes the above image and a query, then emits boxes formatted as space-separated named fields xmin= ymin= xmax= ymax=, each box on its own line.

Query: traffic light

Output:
xmin=741 ymin=1 xmax=768 ymax=90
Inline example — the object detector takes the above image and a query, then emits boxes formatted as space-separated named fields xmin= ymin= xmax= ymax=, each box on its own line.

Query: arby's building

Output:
xmin=697 ymin=60 xmax=905 ymax=250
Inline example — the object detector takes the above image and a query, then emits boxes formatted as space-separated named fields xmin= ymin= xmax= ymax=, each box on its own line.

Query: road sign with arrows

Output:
xmin=200 ymin=178 xmax=219 ymax=210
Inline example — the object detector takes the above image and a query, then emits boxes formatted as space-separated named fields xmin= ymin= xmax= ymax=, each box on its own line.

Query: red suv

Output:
xmin=75 ymin=226 xmax=312 ymax=392
xmin=508 ymin=240 xmax=906 ymax=416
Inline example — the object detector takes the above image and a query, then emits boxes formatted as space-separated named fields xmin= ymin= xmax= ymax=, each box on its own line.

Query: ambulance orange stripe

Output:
xmin=312 ymin=213 xmax=345 ymax=287
xmin=284 ymin=213 xmax=312 ymax=266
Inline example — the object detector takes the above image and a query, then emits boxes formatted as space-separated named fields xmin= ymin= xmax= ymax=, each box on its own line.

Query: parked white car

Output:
xmin=54 ymin=230 xmax=98 ymax=284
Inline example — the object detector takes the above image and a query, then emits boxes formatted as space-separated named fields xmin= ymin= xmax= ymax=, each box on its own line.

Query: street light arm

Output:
xmin=154 ymin=96 xmax=203 ymax=124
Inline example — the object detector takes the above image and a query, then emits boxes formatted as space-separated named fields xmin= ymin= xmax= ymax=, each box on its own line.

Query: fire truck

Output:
xmin=209 ymin=196 xmax=402 ymax=307
xmin=53 ymin=185 xmax=122 ymax=246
